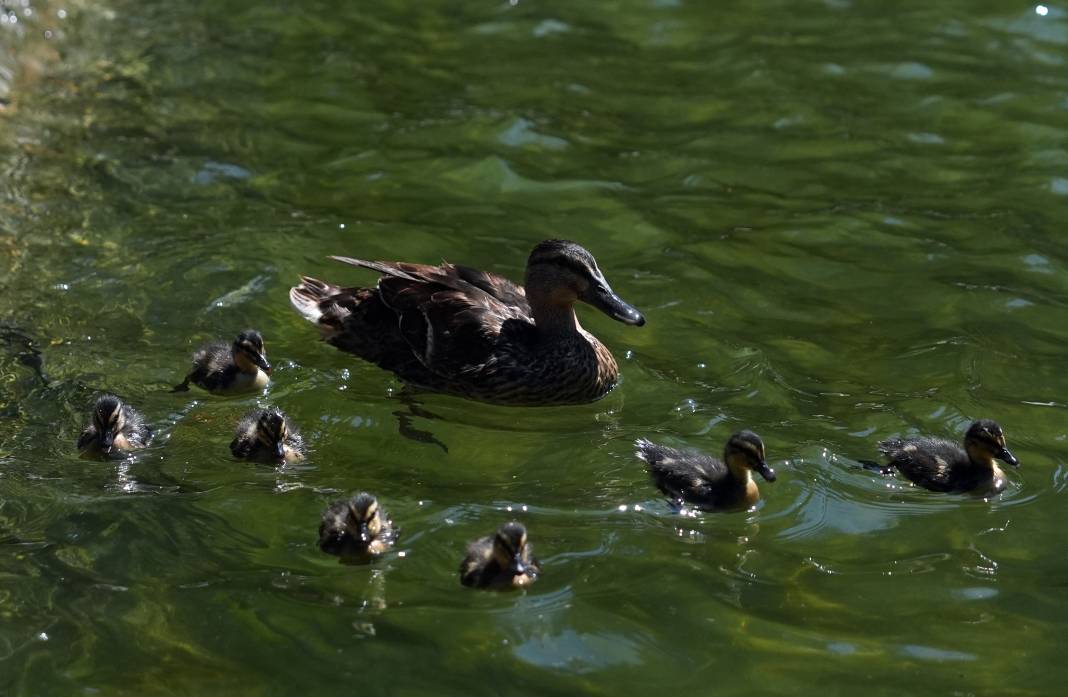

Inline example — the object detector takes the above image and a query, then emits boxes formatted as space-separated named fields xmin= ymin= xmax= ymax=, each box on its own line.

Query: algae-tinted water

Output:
xmin=2 ymin=1 xmax=1068 ymax=694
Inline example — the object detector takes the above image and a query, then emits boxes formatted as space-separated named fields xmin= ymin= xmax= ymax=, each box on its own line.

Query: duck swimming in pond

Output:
xmin=229 ymin=407 xmax=305 ymax=464
xmin=172 ymin=329 xmax=271 ymax=395
xmin=289 ymin=239 xmax=645 ymax=405
xmin=634 ymin=430 xmax=776 ymax=511
xmin=319 ymin=492 xmax=396 ymax=557
xmin=875 ymin=419 xmax=1018 ymax=495
xmin=77 ymin=394 xmax=151 ymax=457
xmin=460 ymin=521 xmax=539 ymax=589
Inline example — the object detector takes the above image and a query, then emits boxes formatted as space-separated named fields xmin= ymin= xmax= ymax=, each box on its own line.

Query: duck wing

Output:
xmin=878 ymin=436 xmax=964 ymax=491
xmin=330 ymin=256 xmax=531 ymax=377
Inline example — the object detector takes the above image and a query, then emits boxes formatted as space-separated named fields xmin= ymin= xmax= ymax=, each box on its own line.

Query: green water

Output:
xmin=3 ymin=0 xmax=1068 ymax=694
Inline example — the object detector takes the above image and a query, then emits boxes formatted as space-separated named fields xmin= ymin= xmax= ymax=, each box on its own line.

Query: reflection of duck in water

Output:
xmin=875 ymin=419 xmax=1019 ymax=495
xmin=172 ymin=330 xmax=271 ymax=394
xmin=77 ymin=394 xmax=151 ymax=457
xmin=319 ymin=493 xmax=396 ymax=557
xmin=289 ymin=239 xmax=645 ymax=405
xmin=229 ymin=408 xmax=305 ymax=464
xmin=460 ymin=522 xmax=539 ymax=589
xmin=634 ymin=430 xmax=776 ymax=511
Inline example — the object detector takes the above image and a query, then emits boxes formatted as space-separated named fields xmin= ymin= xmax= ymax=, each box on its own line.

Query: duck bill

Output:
xmin=358 ymin=523 xmax=371 ymax=544
xmin=100 ymin=431 xmax=115 ymax=454
xmin=511 ymin=553 xmax=527 ymax=577
xmin=583 ymin=281 xmax=645 ymax=326
xmin=997 ymin=447 xmax=1020 ymax=468
xmin=275 ymin=442 xmax=286 ymax=460
xmin=253 ymin=353 xmax=272 ymax=375
xmin=755 ymin=460 xmax=777 ymax=482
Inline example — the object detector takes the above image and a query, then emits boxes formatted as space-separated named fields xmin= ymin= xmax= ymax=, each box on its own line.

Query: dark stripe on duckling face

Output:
xmin=965 ymin=419 xmax=1019 ymax=468
xmin=725 ymin=430 xmax=776 ymax=482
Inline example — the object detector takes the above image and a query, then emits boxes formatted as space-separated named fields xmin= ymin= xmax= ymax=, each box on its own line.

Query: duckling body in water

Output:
xmin=460 ymin=522 xmax=539 ymax=589
xmin=77 ymin=394 xmax=151 ymax=457
xmin=289 ymin=239 xmax=645 ymax=405
xmin=634 ymin=430 xmax=776 ymax=511
xmin=173 ymin=330 xmax=271 ymax=394
xmin=876 ymin=419 xmax=1018 ymax=495
xmin=230 ymin=407 xmax=305 ymax=464
xmin=319 ymin=492 xmax=396 ymax=557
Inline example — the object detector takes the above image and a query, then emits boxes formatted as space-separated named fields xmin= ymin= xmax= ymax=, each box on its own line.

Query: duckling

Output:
xmin=876 ymin=419 xmax=1019 ymax=495
xmin=77 ymin=394 xmax=151 ymax=457
xmin=634 ymin=430 xmax=776 ymax=511
xmin=229 ymin=407 xmax=305 ymax=464
xmin=172 ymin=329 xmax=271 ymax=394
xmin=319 ymin=492 xmax=396 ymax=557
xmin=460 ymin=521 xmax=539 ymax=589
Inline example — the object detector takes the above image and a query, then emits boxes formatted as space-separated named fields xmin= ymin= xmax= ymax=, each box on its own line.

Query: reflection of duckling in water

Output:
xmin=77 ymin=394 xmax=151 ymax=457
xmin=460 ymin=521 xmax=539 ymax=589
xmin=634 ymin=430 xmax=776 ymax=512
xmin=229 ymin=408 xmax=305 ymax=464
xmin=875 ymin=419 xmax=1019 ymax=495
xmin=319 ymin=492 xmax=396 ymax=557
xmin=172 ymin=329 xmax=271 ymax=394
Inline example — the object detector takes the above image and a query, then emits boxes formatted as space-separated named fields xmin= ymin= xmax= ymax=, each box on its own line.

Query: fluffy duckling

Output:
xmin=634 ymin=430 xmax=776 ymax=511
xmin=876 ymin=419 xmax=1019 ymax=495
xmin=229 ymin=407 xmax=306 ymax=464
xmin=172 ymin=329 xmax=271 ymax=394
xmin=460 ymin=521 xmax=539 ymax=589
xmin=319 ymin=492 xmax=396 ymax=557
xmin=77 ymin=394 xmax=151 ymax=457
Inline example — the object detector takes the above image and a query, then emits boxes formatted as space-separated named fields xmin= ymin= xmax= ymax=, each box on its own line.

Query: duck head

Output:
xmin=232 ymin=329 xmax=271 ymax=375
xmin=524 ymin=240 xmax=645 ymax=329
xmin=965 ymin=419 xmax=1019 ymax=468
xmin=91 ymin=394 xmax=125 ymax=454
xmin=724 ymin=429 xmax=776 ymax=482
xmin=491 ymin=521 xmax=532 ymax=578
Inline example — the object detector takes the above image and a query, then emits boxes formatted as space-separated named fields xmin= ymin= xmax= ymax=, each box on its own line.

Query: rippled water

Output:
xmin=3 ymin=0 xmax=1068 ymax=694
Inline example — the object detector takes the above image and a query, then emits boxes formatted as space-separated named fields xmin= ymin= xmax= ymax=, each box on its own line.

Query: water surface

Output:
xmin=3 ymin=1 xmax=1068 ymax=694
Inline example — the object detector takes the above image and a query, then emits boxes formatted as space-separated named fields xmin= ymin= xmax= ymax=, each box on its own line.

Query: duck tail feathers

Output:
xmin=289 ymin=276 xmax=333 ymax=323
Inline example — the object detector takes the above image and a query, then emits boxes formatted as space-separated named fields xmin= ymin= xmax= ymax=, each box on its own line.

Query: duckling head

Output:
xmin=724 ymin=430 xmax=776 ymax=482
xmin=492 ymin=521 xmax=531 ymax=577
xmin=525 ymin=239 xmax=645 ymax=327
xmin=346 ymin=492 xmax=384 ymax=544
xmin=232 ymin=329 xmax=271 ymax=375
xmin=91 ymin=394 xmax=125 ymax=454
xmin=255 ymin=408 xmax=289 ymax=461
xmin=965 ymin=419 xmax=1019 ymax=468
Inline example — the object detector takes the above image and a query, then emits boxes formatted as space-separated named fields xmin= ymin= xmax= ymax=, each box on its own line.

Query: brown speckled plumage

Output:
xmin=289 ymin=240 xmax=645 ymax=405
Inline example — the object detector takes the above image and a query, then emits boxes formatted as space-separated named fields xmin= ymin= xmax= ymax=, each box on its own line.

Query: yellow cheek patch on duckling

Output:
xmin=112 ymin=433 xmax=133 ymax=451
xmin=512 ymin=572 xmax=535 ymax=587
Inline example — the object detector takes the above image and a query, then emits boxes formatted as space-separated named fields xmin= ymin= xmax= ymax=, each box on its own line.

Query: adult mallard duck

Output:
xmin=460 ymin=521 xmax=539 ymax=589
xmin=875 ymin=419 xmax=1019 ymax=495
xmin=172 ymin=330 xmax=271 ymax=395
xmin=634 ymin=430 xmax=776 ymax=511
xmin=229 ymin=407 xmax=306 ymax=464
xmin=77 ymin=394 xmax=151 ymax=457
xmin=289 ymin=239 xmax=645 ymax=406
xmin=318 ymin=492 xmax=396 ymax=557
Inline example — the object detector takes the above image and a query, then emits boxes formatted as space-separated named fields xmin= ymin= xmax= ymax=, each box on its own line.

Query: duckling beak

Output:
xmin=512 ymin=553 xmax=527 ymax=577
xmin=754 ymin=459 xmax=777 ymax=482
xmin=100 ymin=431 xmax=115 ymax=454
xmin=253 ymin=353 xmax=272 ymax=375
xmin=997 ymin=447 xmax=1020 ymax=468
xmin=275 ymin=441 xmax=286 ymax=460
xmin=358 ymin=522 xmax=371 ymax=544
xmin=583 ymin=281 xmax=645 ymax=326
